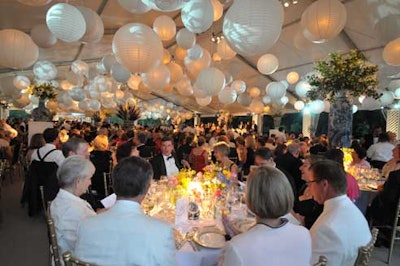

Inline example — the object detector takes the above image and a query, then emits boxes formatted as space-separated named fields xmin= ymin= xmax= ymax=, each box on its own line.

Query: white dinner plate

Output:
xmin=193 ymin=227 xmax=226 ymax=249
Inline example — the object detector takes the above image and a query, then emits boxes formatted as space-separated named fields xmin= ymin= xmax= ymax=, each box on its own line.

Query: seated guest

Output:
xmin=114 ymin=141 xmax=139 ymax=165
xmin=213 ymin=141 xmax=239 ymax=177
xmin=350 ymin=145 xmax=371 ymax=169
xmin=25 ymin=133 xmax=45 ymax=162
xmin=309 ymin=160 xmax=371 ymax=265
xmin=367 ymin=132 xmax=395 ymax=169
xmin=219 ymin=166 xmax=311 ymax=266
xmin=89 ymin=135 xmax=112 ymax=199
xmin=50 ymin=155 xmax=96 ymax=258
xmin=74 ymin=157 xmax=176 ymax=266
xmin=324 ymin=149 xmax=360 ymax=202
xmin=133 ymin=130 xmax=153 ymax=158
xmin=151 ymin=136 xmax=189 ymax=180
xmin=62 ymin=137 xmax=90 ymax=159
xmin=189 ymin=136 xmax=209 ymax=172
xmin=381 ymin=143 xmax=400 ymax=178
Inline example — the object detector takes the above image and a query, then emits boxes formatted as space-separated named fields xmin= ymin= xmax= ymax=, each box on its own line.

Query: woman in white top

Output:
xmin=382 ymin=143 xmax=400 ymax=178
xmin=50 ymin=155 xmax=97 ymax=257
xmin=219 ymin=166 xmax=311 ymax=266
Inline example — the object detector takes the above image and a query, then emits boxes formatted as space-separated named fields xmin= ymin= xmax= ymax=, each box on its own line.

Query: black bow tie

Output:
xmin=167 ymin=155 xmax=173 ymax=160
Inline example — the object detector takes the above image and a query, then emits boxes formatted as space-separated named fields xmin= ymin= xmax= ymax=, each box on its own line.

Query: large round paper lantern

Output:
xmin=69 ymin=87 xmax=86 ymax=101
xmin=176 ymin=28 xmax=196 ymax=49
xmin=257 ymin=54 xmax=279 ymax=75
xmin=223 ymin=0 xmax=284 ymax=57
xmin=294 ymin=100 xmax=305 ymax=111
xmin=30 ymin=24 xmax=57 ymax=48
xmin=33 ymin=60 xmax=57 ymax=80
xmin=286 ymin=71 xmax=299 ymax=84
xmin=196 ymin=67 xmax=226 ymax=96
xmin=112 ymin=23 xmax=163 ymax=73
xmin=185 ymin=49 xmax=211 ymax=78
xmin=0 ymin=29 xmax=39 ymax=69
xmin=196 ymin=96 xmax=212 ymax=106
xmin=153 ymin=15 xmax=176 ymax=41
xmin=71 ymin=60 xmax=89 ymax=77
xmin=77 ymin=6 xmax=104 ymax=43
xmin=142 ymin=64 xmax=170 ymax=91
xmin=218 ymin=86 xmax=237 ymax=104
xmin=46 ymin=3 xmax=87 ymax=42
xmin=217 ymin=38 xmax=237 ymax=60
xmin=211 ymin=0 xmax=223 ymax=21
xmin=295 ymin=80 xmax=311 ymax=97
xmin=380 ymin=91 xmax=395 ymax=106
xmin=248 ymin=87 xmax=261 ymax=98
xmin=375 ymin=15 xmax=400 ymax=43
xmin=88 ymin=99 xmax=101 ymax=111
xmin=266 ymin=82 xmax=286 ymax=100
xmin=13 ymin=76 xmax=31 ymax=90
xmin=17 ymin=0 xmax=52 ymax=6
xmin=301 ymin=0 xmax=347 ymax=43
xmin=111 ymin=63 xmax=131 ymax=83
xmin=310 ymin=100 xmax=325 ymax=114
xmin=237 ymin=92 xmax=252 ymax=107
xmin=383 ymin=38 xmax=400 ymax=66
xmin=167 ymin=61 xmax=183 ymax=84
xmin=231 ymin=80 xmax=246 ymax=94
xmin=118 ymin=0 xmax=151 ymax=14
xmin=181 ymin=0 xmax=214 ymax=34
xmin=143 ymin=0 xmax=185 ymax=11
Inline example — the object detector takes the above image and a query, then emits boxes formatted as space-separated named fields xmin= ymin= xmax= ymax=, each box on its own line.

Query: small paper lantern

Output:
xmin=13 ymin=76 xmax=31 ymax=90
xmin=153 ymin=15 xmax=176 ymax=41
xmin=118 ymin=0 xmax=151 ymax=14
xmin=112 ymin=23 xmax=163 ymax=73
xmin=266 ymin=82 xmax=286 ymax=100
xmin=46 ymin=3 xmax=87 ymax=42
xmin=176 ymin=76 xmax=194 ymax=96
xmin=237 ymin=92 xmax=252 ymax=107
xmin=17 ymin=0 xmax=52 ymax=6
xmin=181 ymin=0 xmax=214 ymax=34
xmin=218 ymin=86 xmax=237 ymax=104
xmin=196 ymin=96 xmax=212 ymax=106
xmin=262 ymin=95 xmax=271 ymax=105
xmin=301 ymin=0 xmax=347 ymax=42
xmin=0 ymin=29 xmax=39 ymax=69
xmin=176 ymin=28 xmax=196 ymax=49
xmin=281 ymin=80 xmax=289 ymax=89
xmin=196 ymin=67 xmax=226 ymax=96
xmin=280 ymin=96 xmax=289 ymax=105
xmin=69 ymin=87 xmax=86 ymax=101
xmin=250 ymin=99 xmax=264 ymax=114
xmin=77 ymin=6 xmax=104 ymax=43
xmin=231 ymin=80 xmax=246 ymax=94
xmin=71 ymin=60 xmax=89 ymax=77
xmin=162 ymin=49 xmax=172 ymax=64
xmin=167 ymin=61 xmax=183 ymax=84
xmin=217 ymin=38 xmax=237 ymax=60
xmin=309 ymin=100 xmax=325 ymax=114
xmin=111 ymin=63 xmax=131 ymax=83
xmin=295 ymin=81 xmax=311 ymax=97
xmin=30 ymin=24 xmax=57 ymax=48
xmin=375 ymin=15 xmax=400 ymax=43
xmin=211 ymin=0 xmax=223 ymax=21
xmin=383 ymin=38 xmax=400 ymax=66
xmin=88 ymin=99 xmax=101 ymax=111
xmin=175 ymin=46 xmax=188 ymax=61
xmin=224 ymin=70 xmax=233 ymax=85
xmin=187 ymin=44 xmax=203 ymax=61
xmin=33 ymin=60 xmax=57 ymax=81
xmin=142 ymin=64 xmax=171 ymax=91
xmin=248 ymin=87 xmax=261 ymax=98
xmin=294 ymin=100 xmax=305 ymax=111
xmin=286 ymin=71 xmax=299 ymax=84
xmin=380 ymin=91 xmax=395 ymax=106
xmin=184 ymin=48 xmax=211 ymax=79
xmin=257 ymin=54 xmax=279 ymax=75
xmin=223 ymin=0 xmax=284 ymax=57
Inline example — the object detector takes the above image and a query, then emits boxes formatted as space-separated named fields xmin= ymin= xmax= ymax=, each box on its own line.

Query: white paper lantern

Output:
xmin=143 ymin=0 xmax=185 ymax=11
xmin=281 ymin=80 xmax=289 ymax=89
xmin=295 ymin=80 xmax=311 ymax=97
xmin=0 ymin=29 xmax=39 ymax=69
xmin=86 ymin=86 xmax=100 ymax=99
xmin=286 ymin=72 xmax=299 ymax=84
xmin=294 ymin=100 xmax=305 ymax=111
xmin=223 ymin=0 xmax=284 ymax=57
xmin=167 ymin=61 xmax=183 ymax=84
xmin=352 ymin=105 xmax=358 ymax=114
xmin=237 ymin=92 xmax=252 ymax=107
xmin=93 ymin=75 xmax=113 ymax=93
xmin=112 ymin=23 xmax=163 ymax=73
xmin=380 ymin=91 xmax=395 ymax=106
xmin=310 ymin=100 xmax=325 ymax=114
xmin=185 ymin=48 xmax=211 ymax=79
xmin=375 ymin=15 xmax=400 ymax=43
xmin=69 ymin=87 xmax=86 ymax=101
xmin=176 ymin=28 xmax=196 ymax=49
xmin=196 ymin=67 xmax=226 ymax=96
xmin=211 ymin=0 xmax=223 ymax=21
xmin=193 ymin=83 xmax=208 ymax=98
xmin=153 ymin=15 xmax=176 ymax=41
xmin=383 ymin=38 xmax=400 ymax=66
xmin=187 ymin=44 xmax=203 ymax=61
xmin=231 ymin=80 xmax=246 ymax=94
xmin=77 ymin=6 xmax=104 ymax=43
xmin=301 ymin=0 xmax=347 ymax=42
xmin=127 ymin=75 xmax=142 ymax=90
xmin=142 ymin=64 xmax=171 ymax=91
xmin=118 ymin=0 xmax=151 ymax=14
xmin=249 ymin=99 xmax=264 ymax=114
xmin=248 ymin=87 xmax=261 ymax=98
xmin=17 ymin=0 xmax=52 ymax=6
xmin=196 ymin=96 xmax=212 ymax=106
xmin=71 ymin=60 xmax=89 ymax=77
xmin=176 ymin=76 xmax=194 ymax=96
xmin=30 ymin=24 xmax=57 ymax=48
xmin=46 ymin=3 xmax=87 ymax=42
xmin=217 ymin=38 xmax=237 ymax=60
xmin=395 ymin=88 xmax=400 ymax=98
xmin=280 ymin=96 xmax=289 ymax=105
xmin=257 ymin=54 xmax=279 ymax=75
xmin=13 ymin=76 xmax=31 ymax=90
xmin=218 ymin=86 xmax=237 ymax=104
xmin=33 ymin=60 xmax=57 ymax=80
xmin=181 ymin=0 xmax=214 ymax=34
xmin=88 ymin=99 xmax=101 ymax=111
xmin=174 ymin=46 xmax=187 ymax=61
xmin=262 ymin=95 xmax=271 ymax=105
xmin=111 ymin=63 xmax=131 ymax=83
xmin=266 ymin=82 xmax=286 ymax=100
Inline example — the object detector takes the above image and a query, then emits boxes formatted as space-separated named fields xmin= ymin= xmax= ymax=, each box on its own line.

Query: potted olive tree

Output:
xmin=307 ymin=50 xmax=379 ymax=148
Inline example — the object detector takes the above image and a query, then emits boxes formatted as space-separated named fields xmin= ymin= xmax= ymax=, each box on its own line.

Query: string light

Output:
xmin=280 ymin=0 xmax=299 ymax=8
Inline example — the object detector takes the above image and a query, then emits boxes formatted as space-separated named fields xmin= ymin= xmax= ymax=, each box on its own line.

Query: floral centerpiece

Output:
xmin=116 ymin=102 xmax=141 ymax=129
xmin=26 ymin=82 xmax=58 ymax=121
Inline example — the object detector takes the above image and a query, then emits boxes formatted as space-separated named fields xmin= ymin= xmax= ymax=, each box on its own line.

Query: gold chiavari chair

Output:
xmin=62 ymin=251 xmax=96 ymax=266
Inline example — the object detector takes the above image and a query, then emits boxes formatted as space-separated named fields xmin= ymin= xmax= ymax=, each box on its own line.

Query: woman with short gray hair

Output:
xmin=50 ymin=155 xmax=97 ymax=258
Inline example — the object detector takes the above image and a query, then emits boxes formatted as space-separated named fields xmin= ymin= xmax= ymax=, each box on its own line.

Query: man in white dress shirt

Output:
xmin=74 ymin=156 xmax=176 ymax=266
xmin=308 ymin=160 xmax=371 ymax=266
xmin=31 ymin=127 xmax=65 ymax=166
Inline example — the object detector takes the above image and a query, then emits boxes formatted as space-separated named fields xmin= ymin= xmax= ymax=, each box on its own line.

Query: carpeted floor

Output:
xmin=0 ymin=172 xmax=399 ymax=266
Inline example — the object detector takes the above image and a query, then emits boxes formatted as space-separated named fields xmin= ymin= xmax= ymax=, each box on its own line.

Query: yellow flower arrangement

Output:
xmin=26 ymin=82 xmax=58 ymax=100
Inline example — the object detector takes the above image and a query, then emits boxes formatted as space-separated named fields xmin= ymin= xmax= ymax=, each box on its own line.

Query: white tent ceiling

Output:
xmin=0 ymin=0 xmax=399 ymax=115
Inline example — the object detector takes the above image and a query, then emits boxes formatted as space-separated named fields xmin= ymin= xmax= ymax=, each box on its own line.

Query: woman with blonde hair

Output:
xmin=213 ymin=141 xmax=238 ymax=177
xmin=90 ymin=134 xmax=112 ymax=199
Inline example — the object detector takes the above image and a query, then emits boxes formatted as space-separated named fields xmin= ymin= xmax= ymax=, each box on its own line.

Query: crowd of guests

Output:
xmin=0 ymin=117 xmax=398 ymax=265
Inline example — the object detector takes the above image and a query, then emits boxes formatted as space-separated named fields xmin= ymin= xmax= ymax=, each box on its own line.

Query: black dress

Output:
xmin=89 ymin=150 xmax=112 ymax=199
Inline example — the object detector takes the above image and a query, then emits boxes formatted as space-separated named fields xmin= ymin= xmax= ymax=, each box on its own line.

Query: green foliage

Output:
xmin=306 ymin=50 xmax=379 ymax=102
xmin=27 ymin=82 xmax=58 ymax=100
xmin=116 ymin=103 xmax=141 ymax=121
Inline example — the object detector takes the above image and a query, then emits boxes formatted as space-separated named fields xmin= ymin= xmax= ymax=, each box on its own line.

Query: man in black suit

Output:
xmin=133 ymin=131 xmax=153 ymax=158
xmin=150 ymin=136 xmax=189 ymax=180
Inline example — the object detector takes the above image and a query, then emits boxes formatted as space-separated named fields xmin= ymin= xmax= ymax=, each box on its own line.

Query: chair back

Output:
xmin=313 ymin=255 xmax=328 ymax=266
xmin=62 ymin=251 xmax=96 ymax=266
xmin=103 ymin=172 xmax=112 ymax=197
xmin=46 ymin=212 xmax=61 ymax=266
xmin=353 ymin=227 xmax=379 ymax=266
